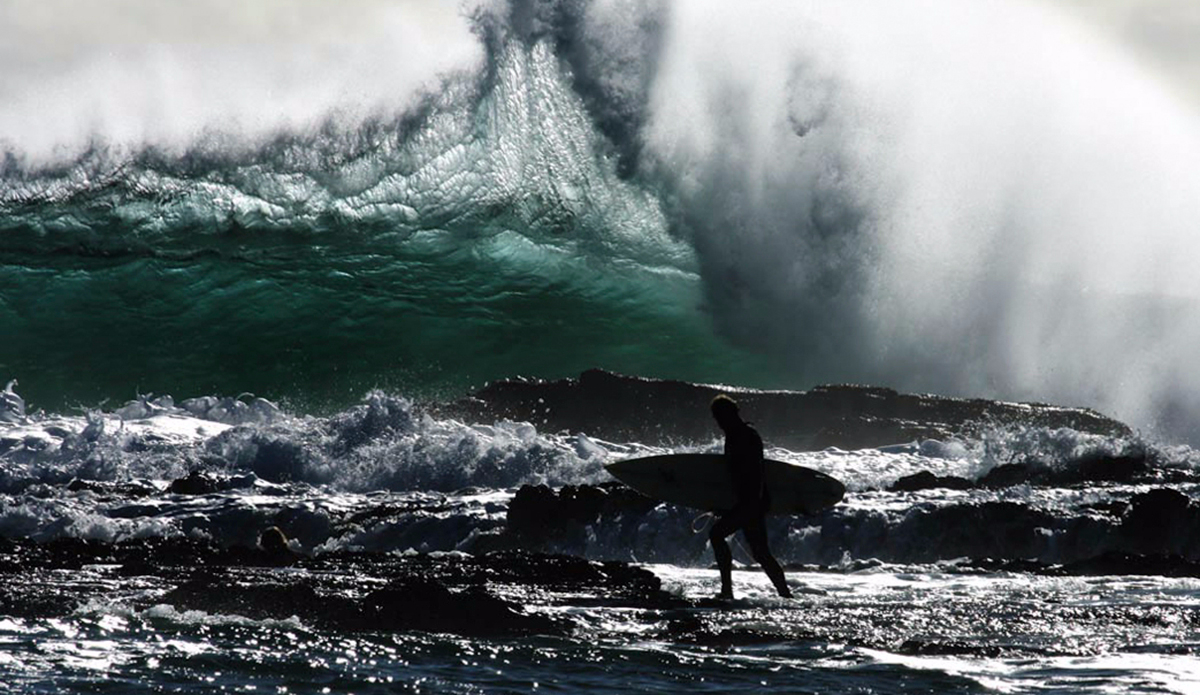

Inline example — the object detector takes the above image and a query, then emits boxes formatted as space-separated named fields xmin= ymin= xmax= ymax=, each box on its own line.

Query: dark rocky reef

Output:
xmin=497 ymin=479 xmax=1200 ymax=568
xmin=865 ymin=486 xmax=1200 ymax=566
xmin=968 ymin=550 xmax=1200 ymax=579
xmin=888 ymin=453 xmax=1154 ymax=493
xmin=976 ymin=453 xmax=1151 ymax=489
xmin=505 ymin=482 xmax=659 ymax=543
xmin=0 ymin=537 xmax=678 ymax=636
xmin=888 ymin=471 xmax=973 ymax=492
xmin=166 ymin=470 xmax=257 ymax=495
xmin=160 ymin=561 xmax=568 ymax=636
xmin=443 ymin=369 xmax=1131 ymax=449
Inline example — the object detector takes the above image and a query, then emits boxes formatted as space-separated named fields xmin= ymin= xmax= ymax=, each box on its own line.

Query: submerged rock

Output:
xmin=65 ymin=478 xmax=159 ymax=497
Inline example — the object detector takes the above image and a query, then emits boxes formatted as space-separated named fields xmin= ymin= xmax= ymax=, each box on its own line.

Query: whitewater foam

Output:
xmin=0 ymin=387 xmax=640 ymax=495
xmin=0 ymin=0 xmax=483 ymax=162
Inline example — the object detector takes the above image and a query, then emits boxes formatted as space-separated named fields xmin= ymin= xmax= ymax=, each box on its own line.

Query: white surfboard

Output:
xmin=604 ymin=453 xmax=845 ymax=515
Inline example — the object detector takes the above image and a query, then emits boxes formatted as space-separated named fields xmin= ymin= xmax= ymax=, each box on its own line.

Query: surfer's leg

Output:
xmin=709 ymin=514 xmax=739 ymax=599
xmin=744 ymin=516 xmax=791 ymax=598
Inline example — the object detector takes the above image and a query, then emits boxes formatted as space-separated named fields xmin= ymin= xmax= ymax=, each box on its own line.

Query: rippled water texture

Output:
xmin=3 ymin=559 xmax=1198 ymax=694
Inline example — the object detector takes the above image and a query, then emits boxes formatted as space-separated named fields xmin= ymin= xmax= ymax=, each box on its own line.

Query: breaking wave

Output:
xmin=3 ymin=0 xmax=1200 ymax=439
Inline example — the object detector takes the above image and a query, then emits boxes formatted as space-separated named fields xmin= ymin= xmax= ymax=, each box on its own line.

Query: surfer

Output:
xmin=709 ymin=395 xmax=792 ymax=599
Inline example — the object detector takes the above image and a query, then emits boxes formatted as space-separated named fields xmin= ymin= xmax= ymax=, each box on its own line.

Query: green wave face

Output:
xmin=0 ymin=40 xmax=775 ymax=412
xmin=0 ymin=234 xmax=769 ymax=412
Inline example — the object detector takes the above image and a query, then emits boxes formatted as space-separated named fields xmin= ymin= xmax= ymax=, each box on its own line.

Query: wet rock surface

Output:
xmin=889 ymin=451 xmax=1156 ymax=493
xmin=444 ymin=369 xmax=1131 ymax=449
xmin=0 ymin=538 xmax=679 ymax=636
xmin=502 ymin=480 xmax=1200 ymax=566
xmin=977 ymin=454 xmax=1150 ymax=489
xmin=2 ymin=529 xmax=1199 ymax=659
xmin=506 ymin=482 xmax=658 ymax=541
xmin=967 ymin=551 xmax=1200 ymax=578
xmin=888 ymin=471 xmax=973 ymax=492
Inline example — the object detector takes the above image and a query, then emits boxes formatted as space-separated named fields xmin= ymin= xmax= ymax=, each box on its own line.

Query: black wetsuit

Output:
xmin=711 ymin=421 xmax=769 ymax=548
xmin=725 ymin=421 xmax=766 ymax=509
xmin=709 ymin=420 xmax=790 ymax=598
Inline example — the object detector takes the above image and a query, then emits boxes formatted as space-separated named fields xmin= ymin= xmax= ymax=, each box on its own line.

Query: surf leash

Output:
xmin=691 ymin=511 xmax=715 ymax=534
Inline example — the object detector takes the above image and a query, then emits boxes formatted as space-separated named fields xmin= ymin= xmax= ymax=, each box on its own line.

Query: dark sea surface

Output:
xmin=3 ymin=1 xmax=1200 ymax=692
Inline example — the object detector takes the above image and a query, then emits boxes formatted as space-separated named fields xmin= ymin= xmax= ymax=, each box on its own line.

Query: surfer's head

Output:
xmin=710 ymin=395 xmax=741 ymax=428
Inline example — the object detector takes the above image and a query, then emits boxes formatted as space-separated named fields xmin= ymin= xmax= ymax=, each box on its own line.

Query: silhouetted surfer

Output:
xmin=709 ymin=395 xmax=791 ymax=599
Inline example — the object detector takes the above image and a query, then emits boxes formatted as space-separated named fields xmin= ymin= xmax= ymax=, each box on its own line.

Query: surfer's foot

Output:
xmin=777 ymin=585 xmax=793 ymax=599
xmin=717 ymin=589 xmax=734 ymax=600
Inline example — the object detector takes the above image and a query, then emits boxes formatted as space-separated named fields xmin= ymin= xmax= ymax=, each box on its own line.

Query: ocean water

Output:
xmin=1 ymin=395 xmax=1199 ymax=694
xmin=4 ymin=0 xmax=1200 ymax=692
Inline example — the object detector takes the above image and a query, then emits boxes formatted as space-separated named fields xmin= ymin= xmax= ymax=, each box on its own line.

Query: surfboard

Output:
xmin=604 ymin=453 xmax=845 ymax=515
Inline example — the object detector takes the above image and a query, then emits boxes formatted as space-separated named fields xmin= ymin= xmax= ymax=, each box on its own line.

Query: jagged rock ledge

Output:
xmin=888 ymin=452 xmax=1157 ymax=492
xmin=501 ymin=484 xmax=1200 ymax=567
xmin=0 ymin=539 xmax=678 ymax=635
xmin=441 ymin=369 xmax=1130 ymax=449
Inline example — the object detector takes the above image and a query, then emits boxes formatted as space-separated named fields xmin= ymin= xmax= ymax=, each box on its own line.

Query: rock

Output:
xmin=168 ymin=471 xmax=221 ymax=495
xmin=1074 ymin=454 xmax=1148 ymax=484
xmin=978 ymin=463 xmax=1037 ymax=489
xmin=166 ymin=471 xmax=258 ymax=495
xmin=163 ymin=573 xmax=325 ymax=622
xmin=883 ymin=501 xmax=1058 ymax=562
xmin=888 ymin=471 xmax=973 ymax=492
xmin=899 ymin=639 xmax=1007 ymax=658
xmin=360 ymin=578 xmax=560 ymax=635
xmin=166 ymin=571 xmax=562 ymax=635
xmin=507 ymin=484 xmax=560 ymax=537
xmin=67 ymin=478 xmax=103 ymax=493
xmin=506 ymin=482 xmax=658 ymax=546
xmin=65 ymin=478 xmax=159 ymax=497
xmin=1121 ymin=488 xmax=1196 ymax=555
xmin=1060 ymin=551 xmax=1200 ymax=578
xmin=153 ymin=549 xmax=671 ymax=636
xmin=977 ymin=453 xmax=1151 ymax=490
xmin=440 ymin=369 xmax=1130 ymax=450
xmin=257 ymin=526 xmax=296 ymax=563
